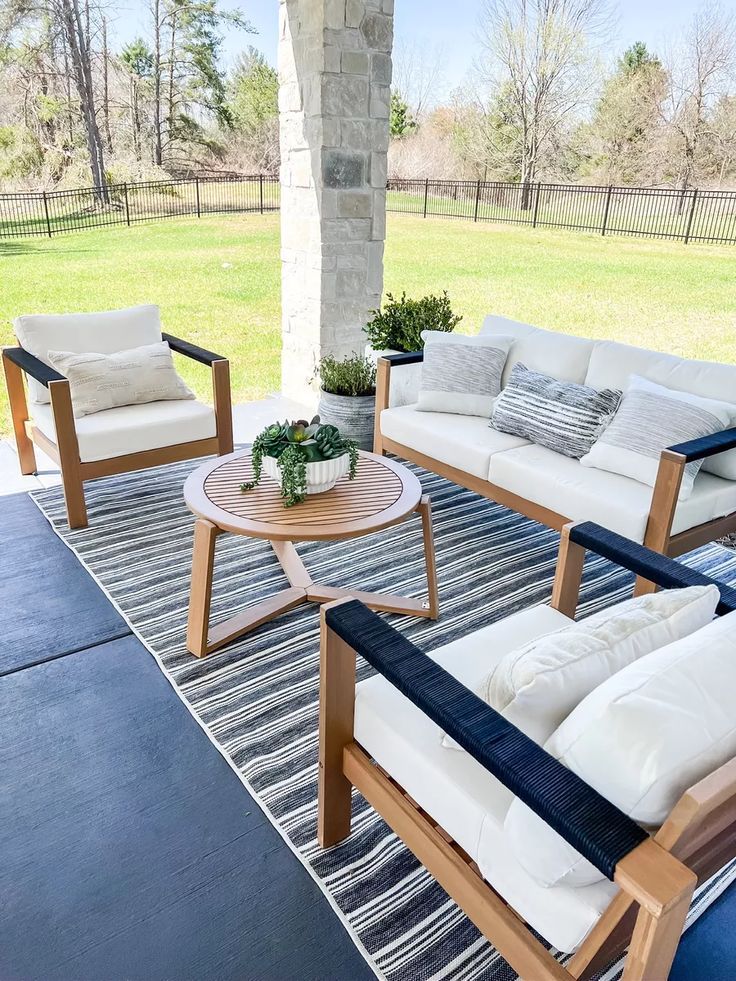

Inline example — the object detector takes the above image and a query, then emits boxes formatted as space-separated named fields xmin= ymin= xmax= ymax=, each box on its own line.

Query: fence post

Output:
xmin=423 ymin=178 xmax=429 ymax=218
xmin=195 ymin=176 xmax=201 ymax=218
xmin=684 ymin=187 xmax=699 ymax=245
xmin=473 ymin=179 xmax=481 ymax=221
xmin=259 ymin=174 xmax=264 ymax=214
xmin=601 ymin=184 xmax=613 ymax=236
xmin=123 ymin=183 xmax=131 ymax=226
xmin=42 ymin=191 xmax=52 ymax=238
xmin=532 ymin=182 xmax=541 ymax=227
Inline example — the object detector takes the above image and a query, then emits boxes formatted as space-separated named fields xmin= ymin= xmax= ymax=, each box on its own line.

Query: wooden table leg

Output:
xmin=418 ymin=494 xmax=439 ymax=619
xmin=187 ymin=518 xmax=218 ymax=657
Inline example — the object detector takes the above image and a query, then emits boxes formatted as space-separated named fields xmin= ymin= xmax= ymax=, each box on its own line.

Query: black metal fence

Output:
xmin=2 ymin=174 xmax=736 ymax=245
xmin=0 ymin=174 xmax=279 ymax=239
xmin=386 ymin=178 xmax=736 ymax=245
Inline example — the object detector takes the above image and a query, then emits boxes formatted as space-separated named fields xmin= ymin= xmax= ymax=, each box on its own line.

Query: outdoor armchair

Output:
xmin=318 ymin=521 xmax=736 ymax=980
xmin=2 ymin=305 xmax=233 ymax=528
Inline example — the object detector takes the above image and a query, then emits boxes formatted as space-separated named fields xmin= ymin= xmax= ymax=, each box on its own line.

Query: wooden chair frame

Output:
xmin=318 ymin=523 xmax=736 ymax=981
xmin=373 ymin=354 xmax=736 ymax=594
xmin=2 ymin=332 xmax=233 ymax=528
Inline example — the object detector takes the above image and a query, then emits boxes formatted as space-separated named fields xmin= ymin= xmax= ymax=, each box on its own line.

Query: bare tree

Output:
xmin=392 ymin=38 xmax=445 ymax=120
xmin=663 ymin=3 xmax=736 ymax=193
xmin=477 ymin=0 xmax=613 ymax=206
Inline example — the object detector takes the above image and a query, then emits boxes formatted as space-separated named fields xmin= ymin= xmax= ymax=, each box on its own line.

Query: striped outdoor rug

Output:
xmin=32 ymin=457 xmax=736 ymax=981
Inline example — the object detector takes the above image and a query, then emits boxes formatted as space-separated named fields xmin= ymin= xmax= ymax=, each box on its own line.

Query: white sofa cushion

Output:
xmin=31 ymin=398 xmax=216 ymax=463
xmin=14 ymin=305 xmax=162 ymax=405
xmin=380 ymin=404 xmax=529 ymax=479
xmin=354 ymin=604 xmax=619 ymax=954
xmin=507 ymin=610 xmax=736 ymax=890
xmin=479 ymin=585 xmax=719 ymax=746
xmin=480 ymin=315 xmax=595 ymax=386
xmin=47 ymin=342 xmax=194 ymax=418
xmin=490 ymin=442 xmax=736 ymax=543
xmin=581 ymin=376 xmax=733 ymax=500
xmin=417 ymin=331 xmax=514 ymax=417
xmin=585 ymin=340 xmax=736 ymax=481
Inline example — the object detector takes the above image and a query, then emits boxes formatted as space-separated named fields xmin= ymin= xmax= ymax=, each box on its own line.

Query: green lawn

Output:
xmin=2 ymin=212 xmax=735 ymax=438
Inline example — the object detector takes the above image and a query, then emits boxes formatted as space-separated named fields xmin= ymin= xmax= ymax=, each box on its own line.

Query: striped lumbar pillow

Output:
xmin=416 ymin=330 xmax=514 ymax=417
xmin=581 ymin=375 xmax=733 ymax=500
xmin=490 ymin=362 xmax=621 ymax=459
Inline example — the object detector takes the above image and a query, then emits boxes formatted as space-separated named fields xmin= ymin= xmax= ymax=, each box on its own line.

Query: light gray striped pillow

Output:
xmin=490 ymin=363 xmax=621 ymax=459
xmin=417 ymin=331 xmax=514 ymax=417
xmin=581 ymin=375 xmax=733 ymax=499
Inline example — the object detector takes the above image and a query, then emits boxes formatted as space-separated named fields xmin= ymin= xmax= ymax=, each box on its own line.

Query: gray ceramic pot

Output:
xmin=317 ymin=390 xmax=376 ymax=451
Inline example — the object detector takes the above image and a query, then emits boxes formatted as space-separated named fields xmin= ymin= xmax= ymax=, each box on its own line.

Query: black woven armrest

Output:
xmin=326 ymin=599 xmax=647 ymax=880
xmin=162 ymin=333 xmax=226 ymax=366
xmin=569 ymin=522 xmax=736 ymax=615
xmin=381 ymin=351 xmax=424 ymax=366
xmin=668 ymin=427 xmax=736 ymax=462
xmin=3 ymin=347 xmax=65 ymax=387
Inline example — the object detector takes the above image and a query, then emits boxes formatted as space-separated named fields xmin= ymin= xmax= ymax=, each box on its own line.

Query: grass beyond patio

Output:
xmin=1 ymin=212 xmax=735 ymax=437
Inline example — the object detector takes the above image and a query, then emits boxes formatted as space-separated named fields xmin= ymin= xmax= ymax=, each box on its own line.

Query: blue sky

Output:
xmin=111 ymin=0 xmax=700 ymax=98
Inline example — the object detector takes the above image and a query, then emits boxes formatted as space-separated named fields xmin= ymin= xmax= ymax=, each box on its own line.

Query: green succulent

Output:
xmin=313 ymin=424 xmax=343 ymax=459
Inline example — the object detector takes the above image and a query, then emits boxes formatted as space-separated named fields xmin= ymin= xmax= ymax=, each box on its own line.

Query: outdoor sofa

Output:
xmin=318 ymin=521 xmax=736 ymax=979
xmin=373 ymin=316 xmax=736 ymax=567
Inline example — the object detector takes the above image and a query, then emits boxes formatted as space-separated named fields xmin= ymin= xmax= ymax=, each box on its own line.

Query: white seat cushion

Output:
xmin=32 ymin=399 xmax=216 ymax=463
xmin=354 ymin=604 xmax=619 ymax=954
xmin=380 ymin=404 xmax=529 ymax=479
xmin=480 ymin=315 xmax=595 ymax=386
xmin=490 ymin=443 xmax=736 ymax=543
xmin=15 ymin=305 xmax=162 ymax=405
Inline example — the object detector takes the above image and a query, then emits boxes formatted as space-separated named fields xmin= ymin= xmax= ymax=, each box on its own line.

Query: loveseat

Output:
xmin=374 ymin=315 xmax=736 ymax=561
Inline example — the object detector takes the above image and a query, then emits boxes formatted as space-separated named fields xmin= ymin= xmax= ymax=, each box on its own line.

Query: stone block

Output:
xmin=342 ymin=50 xmax=370 ymax=75
xmin=340 ymin=119 xmax=372 ymax=150
xmin=382 ymin=0 xmax=394 ymax=13
xmin=345 ymin=0 xmax=364 ymax=28
xmin=336 ymin=269 xmax=366 ymax=298
xmin=360 ymin=12 xmax=392 ymax=51
xmin=337 ymin=191 xmax=373 ymax=218
xmin=369 ymin=151 xmax=387 ymax=187
xmin=324 ymin=27 xmax=361 ymax=50
xmin=322 ymin=218 xmax=372 ymax=242
xmin=323 ymin=44 xmax=342 ymax=73
xmin=322 ymin=74 xmax=369 ymax=116
xmin=324 ymin=0 xmax=345 ymax=29
xmin=370 ymin=52 xmax=392 ymax=84
xmin=322 ymin=149 xmax=365 ymax=189
xmin=366 ymin=240 xmax=384 ymax=293
xmin=369 ymin=84 xmax=391 ymax=119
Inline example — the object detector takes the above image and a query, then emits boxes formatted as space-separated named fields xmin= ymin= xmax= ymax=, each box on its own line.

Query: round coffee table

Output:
xmin=183 ymin=449 xmax=439 ymax=657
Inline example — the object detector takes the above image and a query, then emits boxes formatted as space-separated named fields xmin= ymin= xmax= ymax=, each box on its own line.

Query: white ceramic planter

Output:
xmin=262 ymin=453 xmax=350 ymax=495
xmin=365 ymin=344 xmax=423 ymax=408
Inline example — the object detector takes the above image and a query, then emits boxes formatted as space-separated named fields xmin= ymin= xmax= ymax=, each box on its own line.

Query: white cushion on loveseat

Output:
xmin=585 ymin=340 xmax=736 ymax=480
xmin=380 ymin=404 xmax=529 ymax=479
xmin=31 ymin=398 xmax=215 ymax=463
xmin=481 ymin=315 xmax=595 ymax=387
xmin=15 ymin=305 xmax=162 ymax=405
xmin=353 ymin=603 xmax=619 ymax=954
xmin=490 ymin=443 xmax=736 ymax=542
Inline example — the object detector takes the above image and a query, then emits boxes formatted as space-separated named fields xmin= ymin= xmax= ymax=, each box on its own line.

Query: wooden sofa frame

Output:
xmin=318 ymin=521 xmax=736 ymax=981
xmin=373 ymin=353 xmax=736 ymax=592
xmin=2 ymin=333 xmax=233 ymax=529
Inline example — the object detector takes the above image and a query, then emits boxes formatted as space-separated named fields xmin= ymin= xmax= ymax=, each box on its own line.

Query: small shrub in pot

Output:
xmin=364 ymin=290 xmax=462 ymax=354
xmin=318 ymin=354 xmax=377 ymax=451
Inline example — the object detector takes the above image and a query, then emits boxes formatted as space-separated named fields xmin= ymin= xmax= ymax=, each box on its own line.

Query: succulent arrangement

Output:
xmin=241 ymin=417 xmax=358 ymax=507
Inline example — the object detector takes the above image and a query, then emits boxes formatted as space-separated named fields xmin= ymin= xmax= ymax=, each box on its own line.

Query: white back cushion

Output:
xmin=15 ymin=304 xmax=162 ymax=404
xmin=481 ymin=315 xmax=595 ymax=386
xmin=506 ymin=609 xmax=736 ymax=889
xmin=585 ymin=340 xmax=736 ymax=480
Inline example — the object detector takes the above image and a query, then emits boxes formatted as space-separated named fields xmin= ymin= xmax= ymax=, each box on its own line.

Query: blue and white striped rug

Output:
xmin=32 ymin=457 xmax=736 ymax=981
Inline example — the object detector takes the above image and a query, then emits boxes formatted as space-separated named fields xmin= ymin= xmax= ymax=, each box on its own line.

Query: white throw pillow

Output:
xmin=442 ymin=585 xmax=718 ymax=749
xmin=506 ymin=609 xmax=736 ymax=889
xmin=581 ymin=375 xmax=732 ymax=500
xmin=48 ymin=341 xmax=194 ymax=418
xmin=417 ymin=331 xmax=514 ymax=417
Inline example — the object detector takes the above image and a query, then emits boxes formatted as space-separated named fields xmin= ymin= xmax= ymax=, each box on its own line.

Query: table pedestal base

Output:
xmin=186 ymin=496 xmax=439 ymax=657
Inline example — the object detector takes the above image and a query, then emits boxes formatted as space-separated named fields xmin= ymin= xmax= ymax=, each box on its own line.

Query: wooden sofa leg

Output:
xmin=49 ymin=379 xmax=87 ymax=529
xmin=551 ymin=523 xmax=585 ymax=618
xmin=636 ymin=451 xmax=685 ymax=596
xmin=318 ymin=601 xmax=357 ymax=847
xmin=212 ymin=359 xmax=234 ymax=456
xmin=60 ymin=465 xmax=88 ymax=529
xmin=622 ymin=888 xmax=692 ymax=981
xmin=2 ymin=350 xmax=37 ymax=475
xmin=373 ymin=358 xmax=390 ymax=456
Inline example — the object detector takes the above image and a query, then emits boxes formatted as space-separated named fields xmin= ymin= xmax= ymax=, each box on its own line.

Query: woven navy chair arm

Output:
xmin=3 ymin=347 xmax=66 ymax=387
xmin=569 ymin=522 xmax=736 ymax=615
xmin=325 ymin=599 xmax=648 ymax=880
xmin=162 ymin=333 xmax=226 ymax=366
xmin=668 ymin=426 xmax=736 ymax=462
xmin=381 ymin=350 xmax=424 ymax=366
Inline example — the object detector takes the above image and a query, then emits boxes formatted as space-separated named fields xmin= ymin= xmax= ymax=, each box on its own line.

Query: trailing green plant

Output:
xmin=240 ymin=417 xmax=358 ymax=507
xmin=364 ymin=291 xmax=462 ymax=353
xmin=319 ymin=354 xmax=376 ymax=396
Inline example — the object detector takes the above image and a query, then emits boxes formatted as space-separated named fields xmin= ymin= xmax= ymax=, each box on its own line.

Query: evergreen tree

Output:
xmin=390 ymin=91 xmax=416 ymax=138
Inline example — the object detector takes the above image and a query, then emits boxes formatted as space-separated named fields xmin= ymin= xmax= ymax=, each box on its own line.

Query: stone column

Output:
xmin=278 ymin=0 xmax=393 ymax=404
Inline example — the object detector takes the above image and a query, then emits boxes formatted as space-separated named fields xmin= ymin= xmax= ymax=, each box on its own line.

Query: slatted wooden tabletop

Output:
xmin=184 ymin=449 xmax=423 ymax=541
